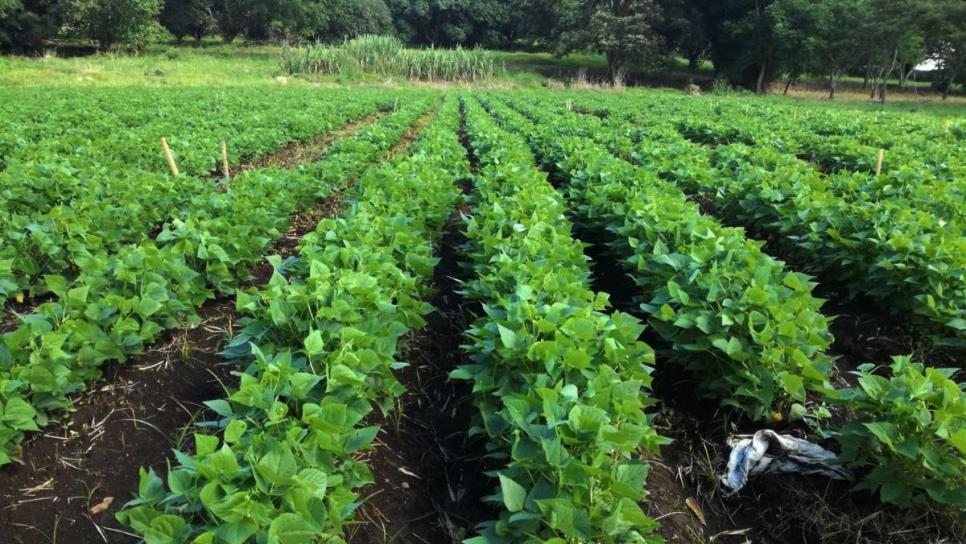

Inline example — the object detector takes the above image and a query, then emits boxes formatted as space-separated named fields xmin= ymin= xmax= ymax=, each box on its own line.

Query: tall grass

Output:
xmin=281 ymin=35 xmax=502 ymax=82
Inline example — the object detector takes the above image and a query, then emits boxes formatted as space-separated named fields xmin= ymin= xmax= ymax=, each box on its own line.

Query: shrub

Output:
xmin=823 ymin=356 xmax=966 ymax=512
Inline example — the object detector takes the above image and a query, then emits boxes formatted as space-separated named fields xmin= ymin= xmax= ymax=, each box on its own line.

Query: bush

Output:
xmin=823 ymin=356 xmax=966 ymax=512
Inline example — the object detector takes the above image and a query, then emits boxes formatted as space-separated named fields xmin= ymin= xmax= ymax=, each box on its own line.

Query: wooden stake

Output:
xmin=220 ymin=141 xmax=230 ymax=180
xmin=161 ymin=137 xmax=179 ymax=176
xmin=876 ymin=148 xmax=884 ymax=176
xmin=565 ymin=99 xmax=573 ymax=111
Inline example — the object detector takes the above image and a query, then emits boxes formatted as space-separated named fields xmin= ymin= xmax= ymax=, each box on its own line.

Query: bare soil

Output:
xmin=211 ymin=110 xmax=387 ymax=180
xmin=347 ymin=105 xmax=490 ymax=544
xmin=0 ymin=112 xmax=389 ymax=543
xmin=348 ymin=209 xmax=491 ymax=544
xmin=0 ymin=302 xmax=236 ymax=543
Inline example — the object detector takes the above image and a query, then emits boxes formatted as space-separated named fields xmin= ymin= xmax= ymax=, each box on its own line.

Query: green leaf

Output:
xmin=256 ymin=445 xmax=298 ymax=486
xmin=144 ymin=515 xmax=187 ymax=544
xmin=303 ymin=329 xmax=325 ymax=356
xmin=268 ymin=513 xmax=318 ymax=544
xmin=330 ymin=364 xmax=365 ymax=387
xmin=498 ymin=474 xmax=527 ymax=512
xmin=949 ymin=429 xmax=966 ymax=455
xmin=224 ymin=420 xmax=247 ymax=444
xmin=497 ymin=325 xmax=517 ymax=349
xmin=1 ymin=398 xmax=38 ymax=431
xmin=204 ymin=399 xmax=233 ymax=418
xmin=863 ymin=422 xmax=897 ymax=450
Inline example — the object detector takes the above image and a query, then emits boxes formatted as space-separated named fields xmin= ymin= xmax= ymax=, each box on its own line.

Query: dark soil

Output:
xmin=0 ymin=111 xmax=393 ymax=544
xmin=348 ymin=106 xmax=491 ymax=544
xmin=211 ymin=111 xmax=387 ymax=182
xmin=385 ymin=105 xmax=441 ymax=161
xmin=348 ymin=209 xmax=491 ymax=544
xmin=0 ymin=302 xmax=237 ymax=544
xmin=578 ymin=229 xmax=966 ymax=544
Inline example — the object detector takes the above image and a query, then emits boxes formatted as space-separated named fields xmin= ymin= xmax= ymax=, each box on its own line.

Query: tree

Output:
xmin=388 ymin=0 xmax=524 ymax=48
xmin=322 ymin=0 xmax=393 ymax=41
xmin=719 ymin=0 xmax=779 ymax=93
xmin=768 ymin=0 xmax=816 ymax=94
xmin=810 ymin=0 xmax=869 ymax=98
xmin=0 ymin=0 xmax=56 ymax=52
xmin=61 ymin=0 xmax=162 ymax=49
xmin=858 ymin=0 xmax=927 ymax=102
xmin=656 ymin=0 xmax=710 ymax=69
xmin=554 ymin=0 xmax=663 ymax=81
xmin=924 ymin=0 xmax=966 ymax=99
xmin=246 ymin=0 xmax=323 ymax=41
xmin=210 ymin=0 xmax=253 ymax=43
xmin=160 ymin=0 xmax=212 ymax=43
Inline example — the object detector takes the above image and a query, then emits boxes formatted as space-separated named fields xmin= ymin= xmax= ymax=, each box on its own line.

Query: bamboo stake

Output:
xmin=161 ymin=137 xmax=179 ymax=176
xmin=876 ymin=148 xmax=884 ymax=176
xmin=220 ymin=141 xmax=230 ymax=180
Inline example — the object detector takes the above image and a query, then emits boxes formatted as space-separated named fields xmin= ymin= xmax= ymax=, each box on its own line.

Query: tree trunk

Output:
xmin=829 ymin=71 xmax=839 ymax=100
xmin=784 ymin=77 xmax=793 ymax=95
xmin=756 ymin=61 xmax=768 ymax=94
xmin=879 ymin=47 xmax=899 ymax=103
xmin=605 ymin=50 xmax=623 ymax=84
xmin=943 ymin=68 xmax=957 ymax=100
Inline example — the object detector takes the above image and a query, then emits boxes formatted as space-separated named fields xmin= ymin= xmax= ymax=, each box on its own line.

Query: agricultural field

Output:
xmin=0 ymin=78 xmax=963 ymax=544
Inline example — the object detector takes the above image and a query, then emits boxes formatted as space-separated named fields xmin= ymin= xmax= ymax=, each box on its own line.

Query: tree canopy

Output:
xmin=1 ymin=0 xmax=964 ymax=95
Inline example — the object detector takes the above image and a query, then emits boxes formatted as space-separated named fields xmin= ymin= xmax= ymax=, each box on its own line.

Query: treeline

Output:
xmin=1 ymin=0 xmax=964 ymax=95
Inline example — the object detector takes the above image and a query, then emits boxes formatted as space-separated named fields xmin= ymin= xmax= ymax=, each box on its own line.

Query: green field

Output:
xmin=0 ymin=47 xmax=963 ymax=544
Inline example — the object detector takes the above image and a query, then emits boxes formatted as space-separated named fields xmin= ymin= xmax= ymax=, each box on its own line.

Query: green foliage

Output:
xmin=553 ymin=0 xmax=663 ymax=79
xmin=0 ymin=90 xmax=437 ymax=464
xmin=387 ymin=0 xmax=525 ymax=48
xmin=0 ymin=88 xmax=395 ymax=304
xmin=160 ymin=0 xmax=212 ymax=42
xmin=281 ymin=35 xmax=502 ymax=81
xmin=486 ymin=95 xmax=835 ymax=421
xmin=60 ymin=0 xmax=162 ymax=49
xmin=456 ymin=97 xmax=666 ymax=543
xmin=118 ymin=96 xmax=467 ymax=544
xmin=559 ymin=92 xmax=966 ymax=345
xmin=0 ymin=0 xmax=55 ymax=53
xmin=823 ymin=357 xmax=966 ymax=512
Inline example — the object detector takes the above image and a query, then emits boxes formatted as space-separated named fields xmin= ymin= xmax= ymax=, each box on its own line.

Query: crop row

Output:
xmin=0 ymin=91 xmax=417 ymax=304
xmin=0 ymin=96 xmax=437 ymax=465
xmin=579 ymin=93 xmax=965 ymax=227
xmin=541 ymin=94 xmax=966 ymax=343
xmin=455 ymin=97 xmax=666 ymax=543
xmin=489 ymin=94 xmax=966 ymax=514
xmin=596 ymin=92 xmax=964 ymax=179
xmin=482 ymin=96 xmax=835 ymax=421
xmin=116 ymin=95 xmax=468 ymax=544
xmin=0 ymin=87 xmax=412 ymax=177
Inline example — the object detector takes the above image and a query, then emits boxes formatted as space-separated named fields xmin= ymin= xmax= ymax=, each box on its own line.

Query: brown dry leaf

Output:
xmin=685 ymin=496 xmax=707 ymax=526
xmin=89 ymin=496 xmax=114 ymax=514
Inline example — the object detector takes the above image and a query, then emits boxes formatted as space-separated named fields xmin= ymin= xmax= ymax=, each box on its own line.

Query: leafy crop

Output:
xmin=485 ymin=95 xmax=835 ymax=421
xmin=455 ymin=97 xmax=666 ymax=544
xmin=823 ymin=357 xmax=966 ymax=514
xmin=557 ymin=92 xmax=966 ymax=343
xmin=117 ymin=97 xmax=468 ymax=543
xmin=0 ymin=95 xmax=437 ymax=465
xmin=0 ymin=88 xmax=406 ymax=304
xmin=281 ymin=35 xmax=502 ymax=82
